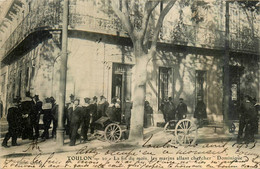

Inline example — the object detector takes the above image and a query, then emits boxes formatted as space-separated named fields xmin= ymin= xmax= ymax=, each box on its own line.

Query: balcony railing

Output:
xmin=1 ymin=1 xmax=259 ymax=61
xmin=1 ymin=1 xmax=62 ymax=58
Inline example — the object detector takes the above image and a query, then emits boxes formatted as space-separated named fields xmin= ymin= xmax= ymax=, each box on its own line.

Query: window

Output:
xmin=158 ymin=67 xmax=173 ymax=108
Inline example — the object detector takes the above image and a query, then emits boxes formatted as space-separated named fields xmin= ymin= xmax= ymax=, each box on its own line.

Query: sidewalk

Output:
xmin=2 ymin=125 xmax=257 ymax=158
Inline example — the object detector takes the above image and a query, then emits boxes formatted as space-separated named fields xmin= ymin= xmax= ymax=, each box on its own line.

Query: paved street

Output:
xmin=1 ymin=125 xmax=260 ymax=168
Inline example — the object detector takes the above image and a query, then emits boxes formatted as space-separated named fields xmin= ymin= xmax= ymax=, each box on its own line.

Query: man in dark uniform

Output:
xmin=81 ymin=97 xmax=91 ymax=142
xmin=50 ymin=97 xmax=58 ymax=138
xmin=2 ymin=98 xmax=22 ymax=147
xmin=176 ymin=98 xmax=188 ymax=120
xmin=68 ymin=99 xmax=82 ymax=146
xmin=194 ymin=96 xmax=207 ymax=127
xmin=237 ymin=95 xmax=257 ymax=143
xmin=21 ymin=91 xmax=34 ymax=140
xmin=97 ymin=96 xmax=109 ymax=118
xmin=89 ymin=96 xmax=98 ymax=134
xmin=31 ymin=95 xmax=42 ymax=140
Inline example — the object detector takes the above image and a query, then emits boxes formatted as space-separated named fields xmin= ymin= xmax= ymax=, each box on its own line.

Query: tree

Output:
xmin=104 ymin=0 xmax=178 ymax=141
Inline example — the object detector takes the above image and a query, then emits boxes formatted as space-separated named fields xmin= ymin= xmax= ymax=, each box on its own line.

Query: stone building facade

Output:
xmin=0 ymin=0 xmax=259 ymax=124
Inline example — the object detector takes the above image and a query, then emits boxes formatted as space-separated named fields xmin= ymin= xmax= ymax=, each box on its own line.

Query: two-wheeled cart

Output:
xmin=164 ymin=119 xmax=198 ymax=145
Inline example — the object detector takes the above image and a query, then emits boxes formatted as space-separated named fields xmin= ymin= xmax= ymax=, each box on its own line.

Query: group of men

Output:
xmin=161 ymin=97 xmax=190 ymax=122
xmin=67 ymin=95 xmax=128 ymax=146
xmin=2 ymin=92 xmax=50 ymax=148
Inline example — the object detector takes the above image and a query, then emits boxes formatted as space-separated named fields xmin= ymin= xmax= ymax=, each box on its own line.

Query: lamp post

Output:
xmin=56 ymin=0 xmax=69 ymax=147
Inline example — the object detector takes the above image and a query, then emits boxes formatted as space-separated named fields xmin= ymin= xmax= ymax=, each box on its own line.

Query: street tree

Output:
xmin=103 ymin=0 xmax=178 ymax=141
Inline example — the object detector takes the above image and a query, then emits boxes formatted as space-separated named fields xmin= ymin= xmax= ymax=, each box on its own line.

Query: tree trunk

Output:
xmin=129 ymin=40 xmax=148 ymax=141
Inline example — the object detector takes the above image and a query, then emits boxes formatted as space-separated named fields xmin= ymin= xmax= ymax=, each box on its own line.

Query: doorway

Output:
xmin=229 ymin=66 xmax=243 ymax=120
xmin=112 ymin=63 xmax=132 ymax=122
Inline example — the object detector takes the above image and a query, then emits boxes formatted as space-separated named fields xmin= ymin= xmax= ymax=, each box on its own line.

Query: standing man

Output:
xmin=68 ymin=99 xmax=82 ymax=146
xmin=21 ymin=91 xmax=34 ymax=140
xmin=124 ymin=98 xmax=132 ymax=130
xmin=176 ymin=98 xmax=188 ymax=120
xmin=237 ymin=95 xmax=257 ymax=143
xmin=31 ymin=95 xmax=42 ymax=140
xmin=2 ymin=98 xmax=22 ymax=147
xmin=89 ymin=96 xmax=98 ymax=134
xmin=81 ymin=97 xmax=91 ymax=142
xmin=194 ymin=96 xmax=207 ymax=127
xmin=97 ymin=96 xmax=109 ymax=118
xmin=50 ymin=97 xmax=58 ymax=138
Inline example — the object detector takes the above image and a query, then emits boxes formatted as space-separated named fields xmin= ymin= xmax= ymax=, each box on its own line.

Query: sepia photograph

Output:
xmin=0 ymin=0 xmax=259 ymax=168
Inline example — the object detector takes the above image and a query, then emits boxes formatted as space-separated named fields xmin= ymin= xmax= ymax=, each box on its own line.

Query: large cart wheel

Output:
xmin=104 ymin=123 xmax=122 ymax=143
xmin=175 ymin=119 xmax=197 ymax=145
xmin=164 ymin=120 xmax=177 ymax=132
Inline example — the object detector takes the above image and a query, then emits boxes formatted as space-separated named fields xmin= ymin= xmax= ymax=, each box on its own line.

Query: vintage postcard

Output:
xmin=0 ymin=0 xmax=259 ymax=168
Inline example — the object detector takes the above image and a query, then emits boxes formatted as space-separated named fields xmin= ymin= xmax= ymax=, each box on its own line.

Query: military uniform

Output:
xmin=2 ymin=105 xmax=22 ymax=147
xmin=21 ymin=97 xmax=34 ymax=140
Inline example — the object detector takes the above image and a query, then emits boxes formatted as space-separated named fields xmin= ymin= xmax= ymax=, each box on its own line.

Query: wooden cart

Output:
xmin=164 ymin=119 xmax=198 ymax=145
xmin=94 ymin=116 xmax=126 ymax=143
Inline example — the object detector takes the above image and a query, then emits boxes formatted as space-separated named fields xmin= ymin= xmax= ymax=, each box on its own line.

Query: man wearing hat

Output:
xmin=68 ymin=99 xmax=82 ymax=146
xmin=50 ymin=97 xmax=58 ymax=138
xmin=176 ymin=98 xmax=188 ymax=120
xmin=31 ymin=95 xmax=42 ymax=140
xmin=81 ymin=97 xmax=91 ymax=142
xmin=21 ymin=91 xmax=34 ymax=140
xmin=2 ymin=98 xmax=22 ymax=147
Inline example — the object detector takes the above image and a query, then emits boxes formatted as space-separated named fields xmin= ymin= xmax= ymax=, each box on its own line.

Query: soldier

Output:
xmin=68 ymin=99 xmax=82 ymax=146
xmin=31 ymin=95 xmax=42 ymax=140
xmin=176 ymin=98 xmax=188 ymax=120
xmin=81 ymin=97 xmax=91 ymax=142
xmin=194 ymin=96 xmax=207 ymax=127
xmin=2 ymin=98 xmax=22 ymax=148
xmin=21 ymin=91 xmax=34 ymax=140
